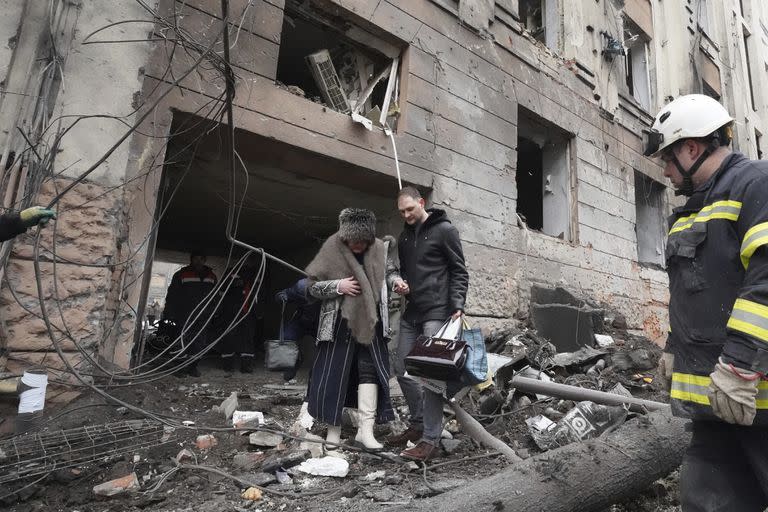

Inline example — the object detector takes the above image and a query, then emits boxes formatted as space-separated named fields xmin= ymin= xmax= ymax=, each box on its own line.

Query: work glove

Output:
xmin=708 ymin=357 xmax=761 ymax=426
xmin=20 ymin=206 xmax=56 ymax=228
xmin=657 ymin=352 xmax=674 ymax=391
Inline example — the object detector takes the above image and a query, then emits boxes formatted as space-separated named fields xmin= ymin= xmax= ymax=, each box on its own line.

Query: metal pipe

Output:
xmin=509 ymin=375 xmax=670 ymax=412
xmin=219 ymin=0 xmax=306 ymax=278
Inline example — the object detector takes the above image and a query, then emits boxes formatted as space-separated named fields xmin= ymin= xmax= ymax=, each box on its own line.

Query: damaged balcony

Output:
xmin=276 ymin=0 xmax=405 ymax=131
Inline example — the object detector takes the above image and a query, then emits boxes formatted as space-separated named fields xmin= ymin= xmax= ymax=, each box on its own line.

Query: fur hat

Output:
xmin=338 ymin=208 xmax=376 ymax=244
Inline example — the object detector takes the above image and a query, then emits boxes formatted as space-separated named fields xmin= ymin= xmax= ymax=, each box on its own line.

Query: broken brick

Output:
xmin=93 ymin=472 xmax=140 ymax=497
xmin=175 ymin=449 xmax=195 ymax=463
xmin=232 ymin=451 xmax=267 ymax=470
xmin=195 ymin=434 xmax=217 ymax=450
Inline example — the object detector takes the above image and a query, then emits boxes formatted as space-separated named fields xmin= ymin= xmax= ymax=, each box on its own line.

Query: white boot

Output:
xmin=325 ymin=425 xmax=345 ymax=458
xmin=355 ymin=383 xmax=384 ymax=451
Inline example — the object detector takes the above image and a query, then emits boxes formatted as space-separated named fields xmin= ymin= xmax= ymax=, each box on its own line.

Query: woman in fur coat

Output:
xmin=305 ymin=208 xmax=400 ymax=451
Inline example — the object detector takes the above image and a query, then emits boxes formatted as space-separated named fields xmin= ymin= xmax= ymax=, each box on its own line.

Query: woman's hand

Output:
xmin=338 ymin=277 xmax=361 ymax=296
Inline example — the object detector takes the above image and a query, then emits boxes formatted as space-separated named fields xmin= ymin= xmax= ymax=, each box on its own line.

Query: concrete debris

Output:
xmin=444 ymin=419 xmax=460 ymax=434
xmin=295 ymin=456 xmax=350 ymax=478
xmin=586 ymin=359 xmax=606 ymax=376
xmin=249 ymin=431 xmax=283 ymax=447
xmin=611 ymin=348 xmax=656 ymax=372
xmin=532 ymin=303 xmax=601 ymax=351
xmin=241 ymin=487 xmax=263 ymax=501
xmin=237 ymin=472 xmax=277 ymax=487
xmin=233 ymin=451 xmax=267 ymax=470
xmin=384 ymin=473 xmax=404 ymax=485
xmin=440 ymin=439 xmax=463 ymax=455
xmin=233 ymin=410 xmax=264 ymax=428
xmin=405 ymin=461 xmax=420 ymax=472
xmin=212 ymin=392 xmax=238 ymax=420
xmin=594 ymin=334 xmax=615 ymax=348
xmin=299 ymin=433 xmax=326 ymax=458
xmin=93 ymin=472 xmax=140 ymax=497
xmin=195 ymin=434 xmax=217 ymax=450
xmin=363 ymin=470 xmax=386 ymax=481
xmin=366 ymin=487 xmax=397 ymax=502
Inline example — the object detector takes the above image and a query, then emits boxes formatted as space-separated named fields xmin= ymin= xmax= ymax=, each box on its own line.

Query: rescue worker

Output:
xmin=646 ymin=94 xmax=768 ymax=511
xmin=217 ymin=256 xmax=259 ymax=373
xmin=163 ymin=252 xmax=218 ymax=377
xmin=0 ymin=206 xmax=57 ymax=242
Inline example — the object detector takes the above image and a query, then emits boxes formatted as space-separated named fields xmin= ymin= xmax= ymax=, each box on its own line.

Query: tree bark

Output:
xmin=393 ymin=411 xmax=690 ymax=512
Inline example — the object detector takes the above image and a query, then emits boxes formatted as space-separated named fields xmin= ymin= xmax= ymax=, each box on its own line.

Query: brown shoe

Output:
xmin=386 ymin=426 xmax=423 ymax=447
xmin=400 ymin=441 xmax=437 ymax=462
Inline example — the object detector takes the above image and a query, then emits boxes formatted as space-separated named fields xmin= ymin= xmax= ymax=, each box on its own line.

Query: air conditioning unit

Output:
xmin=306 ymin=49 xmax=350 ymax=113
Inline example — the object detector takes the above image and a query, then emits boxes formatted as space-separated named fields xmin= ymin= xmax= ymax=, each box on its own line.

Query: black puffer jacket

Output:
xmin=398 ymin=209 xmax=469 ymax=322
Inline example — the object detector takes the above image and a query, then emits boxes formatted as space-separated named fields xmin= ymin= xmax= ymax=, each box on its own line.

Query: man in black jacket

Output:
xmin=388 ymin=186 xmax=469 ymax=461
xmin=0 ymin=206 xmax=57 ymax=242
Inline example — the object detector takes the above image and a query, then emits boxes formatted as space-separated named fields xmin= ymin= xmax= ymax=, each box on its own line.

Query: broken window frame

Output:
xmin=515 ymin=107 xmax=574 ymax=241
xmin=621 ymin=16 xmax=652 ymax=112
xmin=634 ymin=170 xmax=667 ymax=267
xmin=276 ymin=0 xmax=404 ymax=130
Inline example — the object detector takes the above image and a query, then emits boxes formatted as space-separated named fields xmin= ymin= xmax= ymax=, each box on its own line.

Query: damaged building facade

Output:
xmin=0 ymin=0 xmax=767 ymax=389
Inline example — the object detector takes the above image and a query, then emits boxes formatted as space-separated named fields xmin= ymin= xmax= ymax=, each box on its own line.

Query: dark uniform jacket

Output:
xmin=666 ymin=152 xmax=768 ymax=423
xmin=398 ymin=208 xmax=469 ymax=322
xmin=164 ymin=264 xmax=218 ymax=326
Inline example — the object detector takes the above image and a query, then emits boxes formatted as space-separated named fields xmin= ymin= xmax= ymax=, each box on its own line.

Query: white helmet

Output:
xmin=643 ymin=94 xmax=733 ymax=157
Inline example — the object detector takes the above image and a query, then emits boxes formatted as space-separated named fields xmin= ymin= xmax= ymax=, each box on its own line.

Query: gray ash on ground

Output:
xmin=1 ymin=316 xmax=679 ymax=512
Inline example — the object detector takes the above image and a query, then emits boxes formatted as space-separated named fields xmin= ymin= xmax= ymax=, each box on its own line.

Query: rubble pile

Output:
xmin=0 ymin=289 xmax=678 ymax=512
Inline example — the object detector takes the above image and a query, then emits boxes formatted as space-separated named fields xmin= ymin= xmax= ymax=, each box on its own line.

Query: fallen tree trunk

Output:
xmin=393 ymin=410 xmax=690 ymax=512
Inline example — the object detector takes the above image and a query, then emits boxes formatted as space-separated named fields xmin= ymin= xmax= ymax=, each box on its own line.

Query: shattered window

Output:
xmin=276 ymin=0 xmax=402 ymax=129
xmin=634 ymin=171 xmax=667 ymax=266
xmin=516 ymin=107 xmax=573 ymax=240
xmin=519 ymin=0 xmax=545 ymax=43
xmin=623 ymin=17 xmax=651 ymax=111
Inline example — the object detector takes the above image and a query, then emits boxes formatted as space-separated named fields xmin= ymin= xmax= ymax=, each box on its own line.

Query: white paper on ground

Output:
xmin=295 ymin=456 xmax=350 ymax=478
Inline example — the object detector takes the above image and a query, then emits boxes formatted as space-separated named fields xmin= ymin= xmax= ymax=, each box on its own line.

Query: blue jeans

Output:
xmin=395 ymin=318 xmax=446 ymax=446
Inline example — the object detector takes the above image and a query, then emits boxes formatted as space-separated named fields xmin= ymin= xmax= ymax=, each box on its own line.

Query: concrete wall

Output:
xmin=0 ymin=0 xmax=156 ymax=386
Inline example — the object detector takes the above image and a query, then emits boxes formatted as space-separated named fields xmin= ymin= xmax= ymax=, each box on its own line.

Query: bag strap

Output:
xmin=279 ymin=300 xmax=286 ymax=343
xmin=435 ymin=317 xmax=463 ymax=341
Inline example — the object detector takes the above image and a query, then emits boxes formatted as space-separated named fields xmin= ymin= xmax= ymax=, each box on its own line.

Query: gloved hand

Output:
xmin=657 ymin=352 xmax=674 ymax=391
xmin=20 ymin=206 xmax=56 ymax=228
xmin=708 ymin=357 xmax=761 ymax=426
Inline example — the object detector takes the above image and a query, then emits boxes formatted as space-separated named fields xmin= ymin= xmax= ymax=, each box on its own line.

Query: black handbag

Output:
xmin=265 ymin=302 xmax=300 ymax=371
xmin=404 ymin=319 xmax=468 ymax=381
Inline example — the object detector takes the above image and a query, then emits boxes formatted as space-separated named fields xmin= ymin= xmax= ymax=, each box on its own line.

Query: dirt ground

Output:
xmin=0 ymin=332 xmax=682 ymax=512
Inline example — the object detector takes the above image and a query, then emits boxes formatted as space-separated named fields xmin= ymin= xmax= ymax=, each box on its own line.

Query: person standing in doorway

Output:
xmin=163 ymin=252 xmax=218 ymax=377
xmin=388 ymin=186 xmax=469 ymax=462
